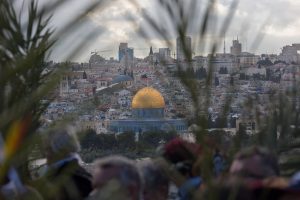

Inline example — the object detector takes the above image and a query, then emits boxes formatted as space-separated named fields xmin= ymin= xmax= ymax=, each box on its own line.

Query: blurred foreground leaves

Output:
xmin=0 ymin=0 xmax=111 ymax=182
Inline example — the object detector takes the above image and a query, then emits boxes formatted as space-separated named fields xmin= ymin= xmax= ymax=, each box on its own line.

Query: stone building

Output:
xmin=109 ymin=87 xmax=187 ymax=133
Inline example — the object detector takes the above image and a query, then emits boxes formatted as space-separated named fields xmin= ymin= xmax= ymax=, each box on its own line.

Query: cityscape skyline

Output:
xmin=22 ymin=0 xmax=300 ymax=62
xmin=4 ymin=1 xmax=300 ymax=195
xmin=49 ymin=37 xmax=300 ymax=63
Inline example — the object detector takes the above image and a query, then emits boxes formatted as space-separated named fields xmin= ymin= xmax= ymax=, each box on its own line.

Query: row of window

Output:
xmin=176 ymin=125 xmax=186 ymax=131
xmin=111 ymin=124 xmax=186 ymax=132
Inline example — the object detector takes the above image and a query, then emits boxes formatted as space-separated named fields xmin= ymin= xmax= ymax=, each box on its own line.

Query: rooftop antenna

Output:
xmin=223 ymin=37 xmax=226 ymax=54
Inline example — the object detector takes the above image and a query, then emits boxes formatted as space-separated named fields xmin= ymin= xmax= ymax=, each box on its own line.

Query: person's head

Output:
xmin=92 ymin=156 xmax=142 ymax=200
xmin=230 ymin=146 xmax=279 ymax=180
xmin=161 ymin=137 xmax=202 ymax=178
xmin=43 ymin=124 xmax=80 ymax=164
xmin=139 ymin=159 xmax=169 ymax=200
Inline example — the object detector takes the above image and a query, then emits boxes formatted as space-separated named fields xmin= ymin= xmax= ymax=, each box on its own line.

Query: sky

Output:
xmin=18 ymin=0 xmax=300 ymax=62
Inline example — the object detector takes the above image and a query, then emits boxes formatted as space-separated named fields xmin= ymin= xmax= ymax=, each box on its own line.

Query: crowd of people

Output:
xmin=1 ymin=125 xmax=300 ymax=200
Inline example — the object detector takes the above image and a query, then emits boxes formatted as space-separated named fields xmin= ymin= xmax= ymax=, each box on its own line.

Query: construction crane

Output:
xmin=91 ymin=49 xmax=113 ymax=55
xmin=134 ymin=47 xmax=158 ymax=52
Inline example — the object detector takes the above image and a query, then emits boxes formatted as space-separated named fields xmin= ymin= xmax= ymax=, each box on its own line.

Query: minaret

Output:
xmin=149 ymin=46 xmax=154 ymax=67
xmin=149 ymin=46 xmax=153 ymax=56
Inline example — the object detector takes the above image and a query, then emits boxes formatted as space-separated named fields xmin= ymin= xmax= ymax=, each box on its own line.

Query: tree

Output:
xmin=0 ymin=0 xmax=107 ymax=182
xmin=139 ymin=131 xmax=162 ymax=147
xmin=117 ymin=131 xmax=136 ymax=150
xmin=230 ymin=76 xmax=234 ymax=86
xmin=139 ymin=130 xmax=177 ymax=148
xmin=233 ymin=124 xmax=248 ymax=151
xmin=257 ymin=58 xmax=273 ymax=66
xmin=0 ymin=1 xmax=63 ymax=181
xmin=80 ymin=129 xmax=99 ymax=149
xmin=0 ymin=1 xmax=53 ymax=134
xmin=215 ymin=76 xmax=220 ymax=86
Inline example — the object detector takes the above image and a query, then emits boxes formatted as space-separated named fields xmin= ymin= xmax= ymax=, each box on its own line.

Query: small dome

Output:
xmin=112 ymin=75 xmax=133 ymax=84
xmin=132 ymin=87 xmax=165 ymax=109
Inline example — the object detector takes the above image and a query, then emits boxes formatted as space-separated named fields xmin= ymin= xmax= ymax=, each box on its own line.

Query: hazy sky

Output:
xmin=22 ymin=0 xmax=300 ymax=62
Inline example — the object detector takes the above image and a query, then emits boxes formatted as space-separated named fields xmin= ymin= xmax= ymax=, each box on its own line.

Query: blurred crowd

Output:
xmin=1 ymin=125 xmax=300 ymax=200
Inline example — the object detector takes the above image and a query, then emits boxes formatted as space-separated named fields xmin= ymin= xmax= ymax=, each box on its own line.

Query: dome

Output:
xmin=132 ymin=87 xmax=165 ymax=109
xmin=112 ymin=75 xmax=133 ymax=84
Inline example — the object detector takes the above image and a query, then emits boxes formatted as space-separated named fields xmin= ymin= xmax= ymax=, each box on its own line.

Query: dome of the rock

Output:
xmin=132 ymin=87 xmax=165 ymax=109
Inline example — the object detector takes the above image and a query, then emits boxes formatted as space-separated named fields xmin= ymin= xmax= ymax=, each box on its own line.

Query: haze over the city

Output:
xmin=16 ymin=0 xmax=300 ymax=62
xmin=3 ymin=0 xmax=300 ymax=198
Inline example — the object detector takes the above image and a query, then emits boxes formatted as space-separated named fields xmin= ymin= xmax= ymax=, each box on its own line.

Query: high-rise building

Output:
xmin=176 ymin=36 xmax=192 ymax=62
xmin=279 ymin=43 xmax=300 ymax=64
xmin=230 ymin=38 xmax=242 ymax=56
xmin=158 ymin=48 xmax=171 ymax=61
xmin=118 ymin=43 xmax=134 ymax=62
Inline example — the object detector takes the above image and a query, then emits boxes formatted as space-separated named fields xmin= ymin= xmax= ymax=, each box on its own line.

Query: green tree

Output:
xmin=117 ymin=131 xmax=136 ymax=150
xmin=0 ymin=1 xmax=62 ymax=181
xmin=139 ymin=130 xmax=177 ymax=148
xmin=0 ymin=1 xmax=53 ymax=134
xmin=80 ymin=129 xmax=99 ymax=150
xmin=0 ymin=0 xmax=109 ymax=183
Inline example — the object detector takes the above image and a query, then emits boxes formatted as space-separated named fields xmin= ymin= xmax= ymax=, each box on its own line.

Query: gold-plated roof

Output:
xmin=132 ymin=87 xmax=165 ymax=109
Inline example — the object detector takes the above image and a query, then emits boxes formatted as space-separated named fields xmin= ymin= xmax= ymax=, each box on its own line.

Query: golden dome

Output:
xmin=132 ymin=87 xmax=165 ymax=109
